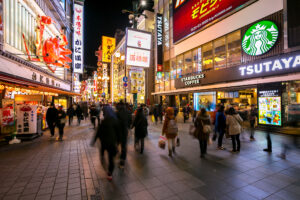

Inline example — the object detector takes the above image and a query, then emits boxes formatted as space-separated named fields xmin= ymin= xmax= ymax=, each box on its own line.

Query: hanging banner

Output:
xmin=156 ymin=13 xmax=163 ymax=72
xmin=16 ymin=105 xmax=37 ymax=134
xmin=73 ymin=3 xmax=84 ymax=73
xmin=102 ymin=36 xmax=116 ymax=63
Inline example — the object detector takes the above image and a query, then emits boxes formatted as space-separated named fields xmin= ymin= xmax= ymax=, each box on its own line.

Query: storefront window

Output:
xmin=176 ymin=55 xmax=183 ymax=78
xmin=214 ymin=37 xmax=226 ymax=69
xmin=202 ymin=42 xmax=213 ymax=71
xmin=164 ymin=72 xmax=170 ymax=91
xmin=170 ymin=58 xmax=176 ymax=80
xmin=227 ymin=31 xmax=241 ymax=68
xmin=194 ymin=92 xmax=216 ymax=111
xmin=183 ymin=51 xmax=192 ymax=74
xmin=192 ymin=48 xmax=202 ymax=73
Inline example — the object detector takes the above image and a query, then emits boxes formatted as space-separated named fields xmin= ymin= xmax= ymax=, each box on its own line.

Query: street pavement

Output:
xmin=0 ymin=118 xmax=300 ymax=200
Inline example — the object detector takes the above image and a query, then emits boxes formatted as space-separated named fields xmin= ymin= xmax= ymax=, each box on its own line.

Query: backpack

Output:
xmin=167 ymin=119 xmax=178 ymax=134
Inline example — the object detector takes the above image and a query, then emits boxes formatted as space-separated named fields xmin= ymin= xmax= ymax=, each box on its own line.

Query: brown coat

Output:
xmin=162 ymin=107 xmax=177 ymax=139
xmin=194 ymin=113 xmax=211 ymax=141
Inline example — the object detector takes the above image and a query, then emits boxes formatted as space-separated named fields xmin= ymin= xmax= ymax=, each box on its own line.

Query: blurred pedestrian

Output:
xmin=153 ymin=104 xmax=159 ymax=125
xmin=67 ymin=104 xmax=75 ymax=126
xmin=57 ymin=106 xmax=66 ymax=141
xmin=263 ymin=117 xmax=273 ymax=153
xmin=46 ymin=103 xmax=58 ymax=138
xmin=116 ymin=102 xmax=130 ymax=168
xmin=183 ymin=106 xmax=188 ymax=123
xmin=132 ymin=108 xmax=148 ymax=154
xmin=194 ymin=108 xmax=211 ymax=158
xmin=249 ymin=104 xmax=258 ymax=141
xmin=162 ymin=107 xmax=178 ymax=157
xmin=226 ymin=107 xmax=243 ymax=152
xmin=158 ymin=103 xmax=163 ymax=123
xmin=212 ymin=104 xmax=220 ymax=141
xmin=91 ymin=106 xmax=119 ymax=181
xmin=215 ymin=105 xmax=226 ymax=150
xmin=90 ymin=105 xmax=99 ymax=129
xmin=75 ymin=104 xmax=83 ymax=125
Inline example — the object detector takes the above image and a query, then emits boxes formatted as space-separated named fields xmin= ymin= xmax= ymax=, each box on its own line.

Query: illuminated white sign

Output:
xmin=73 ymin=3 xmax=84 ymax=74
xmin=127 ymin=29 xmax=152 ymax=50
xmin=126 ymin=47 xmax=150 ymax=68
xmin=239 ymin=55 xmax=300 ymax=76
xmin=181 ymin=74 xmax=205 ymax=86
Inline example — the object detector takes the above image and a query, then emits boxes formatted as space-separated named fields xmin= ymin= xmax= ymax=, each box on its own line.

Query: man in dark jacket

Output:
xmin=132 ymin=108 xmax=148 ymax=154
xmin=215 ymin=105 xmax=226 ymax=150
xmin=75 ymin=105 xmax=83 ymax=125
xmin=89 ymin=105 xmax=99 ymax=129
xmin=116 ymin=102 xmax=130 ymax=168
xmin=46 ymin=103 xmax=58 ymax=137
xmin=92 ymin=106 xmax=120 ymax=181
xmin=67 ymin=104 xmax=75 ymax=126
xmin=57 ymin=106 xmax=66 ymax=141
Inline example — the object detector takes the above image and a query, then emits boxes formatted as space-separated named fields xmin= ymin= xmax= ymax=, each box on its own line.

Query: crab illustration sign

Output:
xmin=242 ymin=21 xmax=279 ymax=56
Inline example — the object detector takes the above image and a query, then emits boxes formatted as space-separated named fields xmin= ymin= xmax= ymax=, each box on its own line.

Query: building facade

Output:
xmin=153 ymin=0 xmax=300 ymax=127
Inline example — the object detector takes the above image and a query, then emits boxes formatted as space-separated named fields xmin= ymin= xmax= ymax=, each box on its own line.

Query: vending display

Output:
xmin=258 ymin=96 xmax=282 ymax=126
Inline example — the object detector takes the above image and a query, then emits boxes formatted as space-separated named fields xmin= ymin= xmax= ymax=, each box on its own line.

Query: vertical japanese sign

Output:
xmin=102 ymin=36 xmax=115 ymax=63
xmin=156 ymin=14 xmax=163 ymax=72
xmin=73 ymin=3 xmax=84 ymax=73
xmin=16 ymin=105 xmax=37 ymax=134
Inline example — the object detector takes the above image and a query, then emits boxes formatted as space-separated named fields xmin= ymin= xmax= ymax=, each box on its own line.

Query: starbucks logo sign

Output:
xmin=242 ymin=21 xmax=278 ymax=56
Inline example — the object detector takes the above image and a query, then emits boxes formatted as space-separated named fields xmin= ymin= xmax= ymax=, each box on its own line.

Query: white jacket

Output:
xmin=226 ymin=114 xmax=243 ymax=135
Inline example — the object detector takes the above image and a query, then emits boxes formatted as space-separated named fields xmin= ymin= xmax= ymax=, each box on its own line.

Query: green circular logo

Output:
xmin=242 ymin=20 xmax=278 ymax=56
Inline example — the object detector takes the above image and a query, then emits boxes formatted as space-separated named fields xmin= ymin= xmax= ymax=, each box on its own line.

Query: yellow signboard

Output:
xmin=102 ymin=36 xmax=116 ymax=63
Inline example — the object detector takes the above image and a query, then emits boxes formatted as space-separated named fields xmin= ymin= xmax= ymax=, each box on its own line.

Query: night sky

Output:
xmin=83 ymin=0 xmax=154 ymax=69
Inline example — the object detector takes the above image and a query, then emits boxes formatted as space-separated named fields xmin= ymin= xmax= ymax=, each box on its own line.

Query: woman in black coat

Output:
xmin=92 ymin=106 xmax=119 ymax=181
xmin=132 ymin=108 xmax=148 ymax=154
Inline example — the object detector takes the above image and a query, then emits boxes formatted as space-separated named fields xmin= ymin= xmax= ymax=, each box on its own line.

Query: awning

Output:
xmin=0 ymin=73 xmax=81 ymax=96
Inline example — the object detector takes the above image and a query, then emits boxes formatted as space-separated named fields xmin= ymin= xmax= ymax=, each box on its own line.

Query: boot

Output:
xmin=168 ymin=150 xmax=172 ymax=157
xmin=172 ymin=147 xmax=176 ymax=154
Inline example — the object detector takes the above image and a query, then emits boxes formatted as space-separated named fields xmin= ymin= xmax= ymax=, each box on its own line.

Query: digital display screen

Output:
xmin=173 ymin=0 xmax=252 ymax=43
xmin=258 ymin=96 xmax=282 ymax=126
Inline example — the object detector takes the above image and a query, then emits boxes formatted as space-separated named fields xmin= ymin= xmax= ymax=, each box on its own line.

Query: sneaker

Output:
xmin=218 ymin=146 xmax=225 ymax=150
xmin=250 ymin=137 xmax=255 ymax=141
xmin=263 ymin=148 xmax=272 ymax=152
xmin=231 ymin=150 xmax=237 ymax=153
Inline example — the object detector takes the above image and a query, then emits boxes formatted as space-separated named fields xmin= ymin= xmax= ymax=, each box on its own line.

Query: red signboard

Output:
xmin=173 ymin=0 xmax=253 ymax=43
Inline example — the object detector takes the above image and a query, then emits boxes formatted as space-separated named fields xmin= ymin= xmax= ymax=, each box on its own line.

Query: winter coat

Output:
xmin=90 ymin=108 xmax=99 ymax=118
xmin=132 ymin=114 xmax=148 ymax=139
xmin=94 ymin=115 xmax=120 ymax=148
xmin=162 ymin=107 xmax=178 ymax=139
xmin=75 ymin=106 xmax=83 ymax=117
xmin=46 ymin=107 xmax=58 ymax=123
xmin=226 ymin=114 xmax=243 ymax=135
xmin=117 ymin=107 xmax=130 ymax=142
xmin=215 ymin=111 xmax=226 ymax=132
xmin=249 ymin=108 xmax=257 ymax=121
xmin=57 ymin=110 xmax=66 ymax=126
xmin=194 ymin=113 xmax=211 ymax=141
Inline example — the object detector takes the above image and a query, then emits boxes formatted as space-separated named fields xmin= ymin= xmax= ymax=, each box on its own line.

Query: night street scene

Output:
xmin=1 ymin=0 xmax=300 ymax=200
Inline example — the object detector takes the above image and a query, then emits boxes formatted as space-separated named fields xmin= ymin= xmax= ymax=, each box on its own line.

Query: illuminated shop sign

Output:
xmin=173 ymin=0 xmax=252 ymax=43
xmin=127 ymin=29 xmax=152 ymax=50
xmin=242 ymin=21 xmax=278 ymax=56
xmin=239 ymin=53 xmax=300 ymax=76
xmin=73 ymin=3 xmax=84 ymax=74
xmin=181 ymin=74 xmax=205 ymax=86
xmin=126 ymin=47 xmax=150 ymax=68
xmin=156 ymin=14 xmax=163 ymax=72
xmin=102 ymin=36 xmax=116 ymax=63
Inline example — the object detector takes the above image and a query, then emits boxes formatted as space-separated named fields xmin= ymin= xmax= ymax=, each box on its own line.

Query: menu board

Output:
xmin=258 ymin=96 xmax=281 ymax=126
xmin=16 ymin=105 xmax=37 ymax=134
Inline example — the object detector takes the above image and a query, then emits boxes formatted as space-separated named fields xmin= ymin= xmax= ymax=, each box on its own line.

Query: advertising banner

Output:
xmin=173 ymin=0 xmax=252 ymax=43
xmin=73 ymin=3 xmax=84 ymax=73
xmin=156 ymin=14 xmax=163 ymax=72
xmin=1 ymin=99 xmax=15 ymax=134
xmin=127 ymin=29 xmax=152 ymax=50
xmin=102 ymin=36 xmax=116 ymax=63
xmin=126 ymin=47 xmax=151 ymax=68
xmin=16 ymin=105 xmax=37 ymax=134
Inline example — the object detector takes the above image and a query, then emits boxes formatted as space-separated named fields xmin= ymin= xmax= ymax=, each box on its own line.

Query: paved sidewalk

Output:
xmin=0 ymin=119 xmax=300 ymax=200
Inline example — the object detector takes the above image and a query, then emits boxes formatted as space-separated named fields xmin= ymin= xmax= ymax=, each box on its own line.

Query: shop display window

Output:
xmin=214 ymin=37 xmax=226 ymax=69
xmin=227 ymin=31 xmax=241 ymax=68
xmin=176 ymin=55 xmax=183 ymax=78
xmin=183 ymin=51 xmax=192 ymax=75
xmin=170 ymin=59 xmax=176 ymax=80
xmin=194 ymin=92 xmax=216 ymax=111
xmin=202 ymin=42 xmax=214 ymax=71
xmin=192 ymin=48 xmax=202 ymax=73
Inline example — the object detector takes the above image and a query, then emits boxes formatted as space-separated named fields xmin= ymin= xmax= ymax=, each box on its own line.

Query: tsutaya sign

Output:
xmin=239 ymin=53 xmax=300 ymax=76
xmin=242 ymin=21 xmax=279 ymax=56
xmin=181 ymin=74 xmax=205 ymax=86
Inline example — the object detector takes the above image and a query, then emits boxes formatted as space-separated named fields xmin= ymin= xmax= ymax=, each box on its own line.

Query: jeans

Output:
xmin=167 ymin=138 xmax=176 ymax=151
xmin=69 ymin=116 xmax=73 ymax=126
xmin=231 ymin=134 xmax=240 ymax=151
xmin=77 ymin=116 xmax=81 ymax=125
xmin=101 ymin=145 xmax=117 ymax=175
xmin=135 ymin=137 xmax=145 ymax=153
xmin=120 ymin=133 xmax=128 ymax=162
xmin=266 ymin=132 xmax=272 ymax=150
xmin=198 ymin=139 xmax=207 ymax=155
xmin=250 ymin=120 xmax=255 ymax=138
xmin=218 ymin=129 xmax=225 ymax=147
xmin=58 ymin=124 xmax=65 ymax=138
xmin=48 ymin=122 xmax=55 ymax=136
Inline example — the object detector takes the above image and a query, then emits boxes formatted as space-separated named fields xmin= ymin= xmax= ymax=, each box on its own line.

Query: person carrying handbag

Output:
xmin=226 ymin=107 xmax=243 ymax=153
xmin=194 ymin=108 xmax=212 ymax=158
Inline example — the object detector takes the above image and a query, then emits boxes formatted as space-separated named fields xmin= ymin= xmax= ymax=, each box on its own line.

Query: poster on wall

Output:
xmin=258 ymin=90 xmax=282 ymax=126
xmin=102 ymin=36 xmax=116 ymax=63
xmin=73 ymin=3 xmax=84 ymax=73
xmin=173 ymin=0 xmax=253 ymax=43
xmin=1 ymin=99 xmax=15 ymax=134
xmin=16 ymin=105 xmax=37 ymax=134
